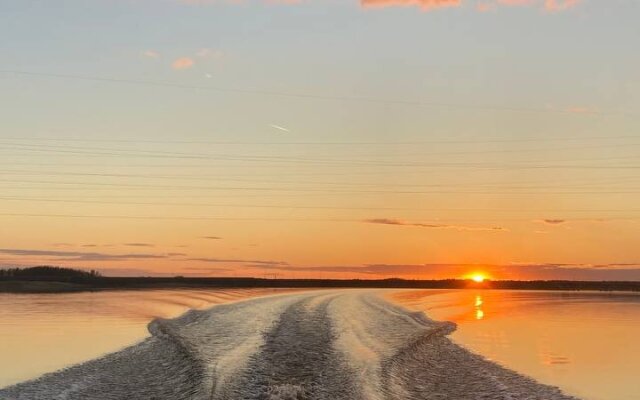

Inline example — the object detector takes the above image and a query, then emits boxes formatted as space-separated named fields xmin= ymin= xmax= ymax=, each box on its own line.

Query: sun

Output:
xmin=470 ymin=273 xmax=486 ymax=283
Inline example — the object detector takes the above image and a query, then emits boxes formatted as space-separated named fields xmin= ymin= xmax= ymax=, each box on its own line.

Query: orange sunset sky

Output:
xmin=1 ymin=0 xmax=639 ymax=280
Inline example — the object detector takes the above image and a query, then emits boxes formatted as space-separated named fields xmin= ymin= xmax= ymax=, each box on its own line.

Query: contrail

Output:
xmin=269 ymin=124 xmax=290 ymax=133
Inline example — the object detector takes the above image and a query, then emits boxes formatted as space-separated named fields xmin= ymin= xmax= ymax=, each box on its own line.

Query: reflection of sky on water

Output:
xmin=0 ymin=288 xmax=295 ymax=388
xmin=392 ymin=290 xmax=640 ymax=400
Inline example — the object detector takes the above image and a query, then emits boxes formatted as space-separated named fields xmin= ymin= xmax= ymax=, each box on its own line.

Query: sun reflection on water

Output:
xmin=475 ymin=294 xmax=485 ymax=320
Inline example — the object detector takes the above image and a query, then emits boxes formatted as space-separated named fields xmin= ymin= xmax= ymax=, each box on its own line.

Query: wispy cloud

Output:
xmin=172 ymin=57 xmax=195 ymax=70
xmin=202 ymin=236 xmax=223 ymax=240
xmin=179 ymin=0 xmax=301 ymax=4
xmin=269 ymin=124 xmax=290 ymax=133
xmin=96 ymin=268 xmax=185 ymax=277
xmin=539 ymin=219 xmax=567 ymax=225
xmin=0 ymin=248 xmax=168 ymax=261
xmin=544 ymin=0 xmax=580 ymax=12
xmin=498 ymin=0 xmax=581 ymax=12
xmin=188 ymin=257 xmax=288 ymax=265
xmin=123 ymin=243 xmax=155 ymax=247
xmin=182 ymin=266 xmax=232 ymax=273
xmin=361 ymin=0 xmax=581 ymax=12
xmin=365 ymin=218 xmax=507 ymax=232
xmin=360 ymin=0 xmax=461 ymax=11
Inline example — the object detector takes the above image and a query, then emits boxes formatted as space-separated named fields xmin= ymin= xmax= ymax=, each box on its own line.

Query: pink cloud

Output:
xmin=476 ymin=2 xmax=494 ymax=12
xmin=360 ymin=0 xmax=461 ymax=11
xmin=498 ymin=0 xmax=535 ymax=5
xmin=172 ymin=57 xmax=195 ymax=70
xmin=180 ymin=0 xmax=301 ymax=4
xmin=544 ymin=0 xmax=580 ymax=12
xmin=176 ymin=0 xmax=581 ymax=12
xmin=482 ymin=0 xmax=581 ymax=12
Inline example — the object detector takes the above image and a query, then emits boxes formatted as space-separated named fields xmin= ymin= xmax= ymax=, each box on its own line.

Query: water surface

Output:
xmin=391 ymin=290 xmax=640 ymax=400
xmin=0 ymin=288 xmax=294 ymax=387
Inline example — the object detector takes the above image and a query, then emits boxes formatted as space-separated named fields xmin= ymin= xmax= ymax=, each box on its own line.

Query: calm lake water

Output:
xmin=0 ymin=288 xmax=295 ymax=388
xmin=392 ymin=290 xmax=640 ymax=400
xmin=0 ymin=289 xmax=639 ymax=400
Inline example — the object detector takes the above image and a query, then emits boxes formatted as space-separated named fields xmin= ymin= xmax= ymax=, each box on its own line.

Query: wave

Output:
xmin=0 ymin=290 xmax=578 ymax=400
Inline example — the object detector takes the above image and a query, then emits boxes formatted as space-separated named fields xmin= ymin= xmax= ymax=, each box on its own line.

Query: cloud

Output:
xmin=544 ymin=0 xmax=580 ymax=12
xmin=142 ymin=50 xmax=160 ymax=58
xmin=180 ymin=0 xmax=301 ymax=4
xmin=269 ymin=124 xmax=290 ymax=133
xmin=96 ymin=268 xmax=185 ymax=277
xmin=365 ymin=218 xmax=507 ymax=232
xmin=202 ymin=236 xmax=223 ymax=240
xmin=0 ymin=248 xmax=168 ymax=262
xmin=539 ymin=219 xmax=566 ymax=225
xmin=476 ymin=2 xmax=494 ymax=12
xmin=188 ymin=257 xmax=288 ymax=266
xmin=175 ymin=0 xmax=580 ymax=13
xmin=123 ymin=243 xmax=155 ymax=247
xmin=172 ymin=57 xmax=195 ymax=70
xmin=360 ymin=0 xmax=461 ymax=11
xmin=360 ymin=0 xmax=580 ymax=12
xmin=182 ymin=266 xmax=232 ymax=273
xmin=497 ymin=0 xmax=581 ymax=12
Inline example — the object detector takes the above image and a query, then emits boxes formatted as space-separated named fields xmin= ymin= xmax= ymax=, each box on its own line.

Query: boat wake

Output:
xmin=0 ymin=290 xmax=578 ymax=399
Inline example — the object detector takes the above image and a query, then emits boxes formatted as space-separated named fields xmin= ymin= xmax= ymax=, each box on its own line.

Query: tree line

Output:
xmin=0 ymin=266 xmax=101 ymax=279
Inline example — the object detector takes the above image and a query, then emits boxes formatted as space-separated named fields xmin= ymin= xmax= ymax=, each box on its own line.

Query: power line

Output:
xmin=2 ymin=70 xmax=635 ymax=117
xmin=3 ymin=143 xmax=640 ymax=169
xmin=3 ymin=140 xmax=640 ymax=160
xmin=3 ymin=168 xmax=640 ymax=189
xmin=0 ymin=212 xmax=637 ymax=222
xmin=2 ymin=195 xmax=640 ymax=213
xmin=2 ymin=179 xmax=640 ymax=194
xmin=3 ymin=134 xmax=640 ymax=145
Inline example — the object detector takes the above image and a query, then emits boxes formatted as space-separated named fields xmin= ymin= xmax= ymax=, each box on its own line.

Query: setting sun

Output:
xmin=471 ymin=274 xmax=486 ymax=283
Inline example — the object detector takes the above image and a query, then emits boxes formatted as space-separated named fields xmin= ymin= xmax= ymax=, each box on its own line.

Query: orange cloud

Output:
xmin=172 ymin=57 xmax=195 ymax=70
xmin=176 ymin=0 xmax=580 ymax=12
xmin=476 ymin=2 xmax=494 ymax=12
xmin=498 ymin=0 xmax=535 ymax=5
xmin=544 ymin=0 xmax=580 ymax=12
xmin=360 ymin=0 xmax=461 ymax=11
xmin=485 ymin=0 xmax=581 ymax=12
xmin=180 ymin=0 xmax=300 ymax=4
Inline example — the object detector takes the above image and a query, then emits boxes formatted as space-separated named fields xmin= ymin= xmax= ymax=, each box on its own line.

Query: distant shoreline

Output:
xmin=1 ymin=276 xmax=639 ymax=294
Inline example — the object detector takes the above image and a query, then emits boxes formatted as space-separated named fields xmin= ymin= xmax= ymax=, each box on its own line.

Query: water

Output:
xmin=0 ymin=288 xmax=294 ymax=388
xmin=391 ymin=290 xmax=640 ymax=400
xmin=1 ymin=289 xmax=638 ymax=400
xmin=0 ymin=290 xmax=574 ymax=400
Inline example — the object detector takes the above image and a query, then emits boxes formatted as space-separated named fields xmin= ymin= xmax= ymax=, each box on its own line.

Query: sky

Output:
xmin=1 ymin=0 xmax=639 ymax=280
